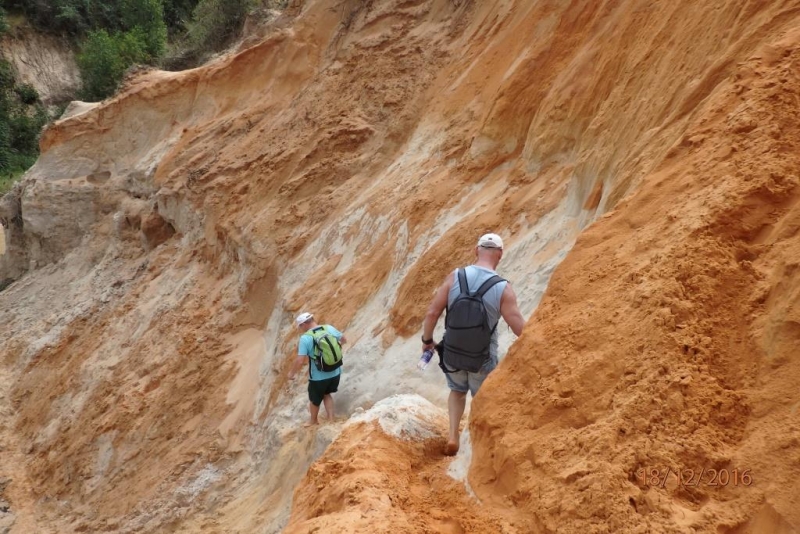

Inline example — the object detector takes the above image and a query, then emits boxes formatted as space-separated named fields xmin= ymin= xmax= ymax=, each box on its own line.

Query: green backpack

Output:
xmin=308 ymin=326 xmax=343 ymax=373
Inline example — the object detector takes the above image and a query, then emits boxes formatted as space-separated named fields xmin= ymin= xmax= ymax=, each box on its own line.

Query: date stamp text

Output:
xmin=634 ymin=467 xmax=753 ymax=488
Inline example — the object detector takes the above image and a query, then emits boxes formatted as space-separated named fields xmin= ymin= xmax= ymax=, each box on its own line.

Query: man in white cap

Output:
xmin=289 ymin=312 xmax=348 ymax=426
xmin=420 ymin=233 xmax=525 ymax=455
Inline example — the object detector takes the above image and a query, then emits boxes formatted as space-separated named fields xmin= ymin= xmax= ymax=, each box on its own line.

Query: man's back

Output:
xmin=420 ymin=232 xmax=525 ymax=455
xmin=447 ymin=265 xmax=508 ymax=361
xmin=299 ymin=324 xmax=343 ymax=381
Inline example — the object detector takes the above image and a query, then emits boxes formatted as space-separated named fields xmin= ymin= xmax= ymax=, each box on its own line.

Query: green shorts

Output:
xmin=308 ymin=375 xmax=340 ymax=406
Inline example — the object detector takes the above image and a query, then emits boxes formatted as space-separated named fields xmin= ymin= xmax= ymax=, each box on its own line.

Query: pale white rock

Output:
xmin=0 ymin=24 xmax=80 ymax=105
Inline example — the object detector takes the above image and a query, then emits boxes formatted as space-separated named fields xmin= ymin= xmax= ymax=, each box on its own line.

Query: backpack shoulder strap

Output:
xmin=310 ymin=326 xmax=325 ymax=337
xmin=457 ymin=268 xmax=469 ymax=296
xmin=474 ymin=275 xmax=505 ymax=298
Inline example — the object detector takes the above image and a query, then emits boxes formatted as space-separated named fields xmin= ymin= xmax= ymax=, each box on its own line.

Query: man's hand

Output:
xmin=289 ymin=354 xmax=306 ymax=381
xmin=421 ymin=272 xmax=454 ymax=351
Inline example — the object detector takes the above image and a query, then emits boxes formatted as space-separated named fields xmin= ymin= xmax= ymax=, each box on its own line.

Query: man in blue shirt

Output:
xmin=288 ymin=312 xmax=347 ymax=426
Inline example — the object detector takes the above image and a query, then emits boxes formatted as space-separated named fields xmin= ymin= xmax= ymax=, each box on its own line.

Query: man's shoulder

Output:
xmin=466 ymin=264 xmax=502 ymax=277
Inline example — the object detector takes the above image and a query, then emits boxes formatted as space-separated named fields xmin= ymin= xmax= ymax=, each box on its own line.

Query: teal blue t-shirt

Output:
xmin=298 ymin=325 xmax=343 ymax=381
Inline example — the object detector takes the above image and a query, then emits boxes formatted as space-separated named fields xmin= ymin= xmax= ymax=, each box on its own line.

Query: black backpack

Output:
xmin=441 ymin=268 xmax=505 ymax=373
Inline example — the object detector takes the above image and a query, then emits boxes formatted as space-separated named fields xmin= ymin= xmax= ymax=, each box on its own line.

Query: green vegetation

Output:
xmin=0 ymin=0 xmax=265 ymax=193
xmin=77 ymin=27 xmax=148 ymax=101
xmin=0 ymin=6 xmax=7 ymax=34
xmin=0 ymin=75 xmax=49 ymax=193
xmin=0 ymin=10 xmax=50 ymax=192
xmin=14 ymin=83 xmax=39 ymax=105
xmin=161 ymin=0 xmax=254 ymax=68
xmin=2 ymin=0 xmax=259 ymax=101
xmin=186 ymin=0 xmax=253 ymax=53
xmin=2 ymin=0 xmax=191 ymax=37
xmin=74 ymin=0 xmax=168 ymax=100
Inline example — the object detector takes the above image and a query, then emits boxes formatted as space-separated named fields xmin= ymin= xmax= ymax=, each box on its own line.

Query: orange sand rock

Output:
xmin=286 ymin=418 xmax=508 ymax=534
xmin=471 ymin=24 xmax=800 ymax=534
xmin=1 ymin=0 xmax=800 ymax=532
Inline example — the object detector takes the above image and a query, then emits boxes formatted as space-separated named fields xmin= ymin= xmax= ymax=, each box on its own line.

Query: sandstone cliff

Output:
xmin=0 ymin=0 xmax=798 ymax=533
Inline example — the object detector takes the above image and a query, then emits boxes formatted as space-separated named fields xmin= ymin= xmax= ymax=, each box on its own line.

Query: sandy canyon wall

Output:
xmin=0 ymin=0 xmax=798 ymax=533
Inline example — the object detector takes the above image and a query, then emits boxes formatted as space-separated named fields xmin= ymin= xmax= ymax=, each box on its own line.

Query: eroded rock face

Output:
xmin=0 ymin=171 xmax=165 ymax=282
xmin=140 ymin=211 xmax=175 ymax=251
xmin=1 ymin=0 xmax=799 ymax=533
xmin=21 ymin=179 xmax=100 ymax=267
xmin=0 ymin=185 xmax=26 ymax=282
xmin=0 ymin=23 xmax=80 ymax=105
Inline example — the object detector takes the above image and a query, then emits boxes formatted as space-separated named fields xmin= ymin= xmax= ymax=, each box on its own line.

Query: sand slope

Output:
xmin=0 ymin=0 xmax=798 ymax=532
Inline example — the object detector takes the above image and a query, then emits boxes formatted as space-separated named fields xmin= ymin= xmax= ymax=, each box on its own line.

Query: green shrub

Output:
xmin=162 ymin=0 xmax=198 ymax=34
xmin=0 ymin=100 xmax=47 ymax=176
xmin=120 ymin=0 xmax=167 ymax=57
xmin=117 ymin=26 xmax=151 ymax=63
xmin=186 ymin=0 xmax=252 ymax=52
xmin=0 ymin=7 xmax=9 ymax=36
xmin=0 ymin=152 xmax=37 ymax=194
xmin=0 ymin=118 xmax=10 ymax=172
xmin=3 ymin=0 xmax=197 ymax=38
xmin=14 ymin=84 xmax=39 ymax=105
xmin=54 ymin=3 xmax=91 ymax=35
xmin=77 ymin=29 xmax=125 ymax=101
xmin=0 ymin=96 xmax=49 ymax=184
xmin=0 ymin=60 xmax=14 ymax=91
xmin=77 ymin=28 xmax=151 ymax=101
xmin=9 ymin=104 xmax=48 ymax=153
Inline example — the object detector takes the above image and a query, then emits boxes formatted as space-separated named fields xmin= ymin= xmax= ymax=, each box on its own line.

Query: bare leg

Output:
xmin=322 ymin=394 xmax=334 ymax=421
xmin=305 ymin=402 xmax=320 ymax=427
xmin=445 ymin=391 xmax=467 ymax=455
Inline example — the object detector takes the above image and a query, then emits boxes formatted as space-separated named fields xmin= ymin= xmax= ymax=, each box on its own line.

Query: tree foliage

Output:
xmin=75 ymin=0 xmax=167 ymax=101
xmin=186 ymin=0 xmax=253 ymax=52
xmin=1 ymin=0 xmax=198 ymax=36
xmin=14 ymin=84 xmax=39 ymax=105
xmin=2 ymin=0 xmax=258 ymax=89
xmin=77 ymin=24 xmax=165 ymax=101
xmin=0 ymin=7 xmax=8 ymax=36
xmin=0 ymin=0 xmax=261 ymax=189
xmin=120 ymin=0 xmax=167 ymax=57
xmin=0 ymin=61 xmax=50 ymax=192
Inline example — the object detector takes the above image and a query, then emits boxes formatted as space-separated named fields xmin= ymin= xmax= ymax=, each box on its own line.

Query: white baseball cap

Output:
xmin=477 ymin=233 xmax=503 ymax=249
xmin=295 ymin=312 xmax=314 ymax=326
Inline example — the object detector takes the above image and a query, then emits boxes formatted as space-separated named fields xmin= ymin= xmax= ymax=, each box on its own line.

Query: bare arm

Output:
xmin=339 ymin=334 xmax=348 ymax=345
xmin=422 ymin=271 xmax=454 ymax=348
xmin=500 ymin=283 xmax=525 ymax=336
xmin=288 ymin=354 xmax=306 ymax=379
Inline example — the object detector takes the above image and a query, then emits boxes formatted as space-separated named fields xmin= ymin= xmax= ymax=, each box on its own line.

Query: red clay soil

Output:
xmin=285 ymin=420 xmax=511 ymax=534
xmin=471 ymin=27 xmax=800 ymax=534
xmin=287 ymin=2 xmax=800 ymax=534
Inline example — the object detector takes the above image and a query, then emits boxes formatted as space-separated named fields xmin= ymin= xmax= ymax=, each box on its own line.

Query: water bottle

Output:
xmin=417 ymin=348 xmax=435 ymax=370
